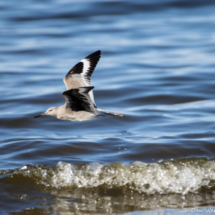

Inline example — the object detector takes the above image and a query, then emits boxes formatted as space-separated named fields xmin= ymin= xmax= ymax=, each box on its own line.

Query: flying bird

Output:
xmin=34 ymin=50 xmax=123 ymax=121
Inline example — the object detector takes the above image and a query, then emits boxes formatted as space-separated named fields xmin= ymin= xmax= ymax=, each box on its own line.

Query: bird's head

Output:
xmin=34 ymin=107 xmax=58 ymax=118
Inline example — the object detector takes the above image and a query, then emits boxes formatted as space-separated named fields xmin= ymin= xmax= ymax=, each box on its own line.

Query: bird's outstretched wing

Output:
xmin=63 ymin=50 xmax=101 ymax=106
xmin=62 ymin=86 xmax=96 ymax=112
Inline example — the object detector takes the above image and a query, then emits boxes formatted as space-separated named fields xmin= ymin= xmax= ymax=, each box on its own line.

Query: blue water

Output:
xmin=1 ymin=0 xmax=215 ymax=214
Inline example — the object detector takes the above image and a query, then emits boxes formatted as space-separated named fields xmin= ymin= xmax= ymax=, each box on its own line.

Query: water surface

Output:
xmin=1 ymin=0 xmax=215 ymax=214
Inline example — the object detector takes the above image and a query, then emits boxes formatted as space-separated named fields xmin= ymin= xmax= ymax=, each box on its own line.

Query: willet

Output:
xmin=34 ymin=50 xmax=123 ymax=121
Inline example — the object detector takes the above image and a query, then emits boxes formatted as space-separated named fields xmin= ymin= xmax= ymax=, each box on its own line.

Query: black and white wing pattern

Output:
xmin=62 ymin=86 xmax=96 ymax=112
xmin=63 ymin=50 xmax=101 ymax=106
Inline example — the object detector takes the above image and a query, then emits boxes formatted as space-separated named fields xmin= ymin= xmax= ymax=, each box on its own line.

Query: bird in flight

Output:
xmin=34 ymin=50 xmax=123 ymax=121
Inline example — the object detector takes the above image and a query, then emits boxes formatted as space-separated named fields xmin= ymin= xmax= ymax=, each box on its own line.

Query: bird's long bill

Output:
xmin=34 ymin=113 xmax=45 ymax=118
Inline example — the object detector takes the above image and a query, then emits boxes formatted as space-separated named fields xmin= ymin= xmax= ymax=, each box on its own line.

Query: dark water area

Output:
xmin=1 ymin=0 xmax=215 ymax=214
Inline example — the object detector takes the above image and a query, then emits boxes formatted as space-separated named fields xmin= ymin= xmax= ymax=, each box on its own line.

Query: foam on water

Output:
xmin=4 ymin=158 xmax=215 ymax=195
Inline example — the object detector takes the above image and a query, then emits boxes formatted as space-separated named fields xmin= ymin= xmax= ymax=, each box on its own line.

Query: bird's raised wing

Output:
xmin=63 ymin=50 xmax=101 ymax=106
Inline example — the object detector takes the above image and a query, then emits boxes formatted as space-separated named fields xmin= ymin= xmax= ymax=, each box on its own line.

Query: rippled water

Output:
xmin=1 ymin=0 xmax=215 ymax=214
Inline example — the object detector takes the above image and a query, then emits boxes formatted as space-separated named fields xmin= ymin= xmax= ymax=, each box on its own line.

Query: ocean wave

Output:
xmin=2 ymin=158 xmax=215 ymax=195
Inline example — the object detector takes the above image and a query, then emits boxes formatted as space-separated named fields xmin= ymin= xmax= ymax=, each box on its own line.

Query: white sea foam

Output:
xmin=9 ymin=158 xmax=215 ymax=195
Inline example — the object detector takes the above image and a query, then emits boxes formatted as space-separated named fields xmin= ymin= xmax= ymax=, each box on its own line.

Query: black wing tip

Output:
xmin=65 ymin=50 xmax=101 ymax=77
xmin=87 ymin=50 xmax=101 ymax=57
xmin=85 ymin=50 xmax=101 ymax=61
xmin=84 ymin=50 xmax=101 ymax=76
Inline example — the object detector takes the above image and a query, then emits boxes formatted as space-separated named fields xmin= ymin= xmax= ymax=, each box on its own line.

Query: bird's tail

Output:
xmin=96 ymin=108 xmax=123 ymax=117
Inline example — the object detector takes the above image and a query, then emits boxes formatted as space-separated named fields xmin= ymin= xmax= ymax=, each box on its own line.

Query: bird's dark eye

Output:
xmin=49 ymin=110 xmax=52 ymax=112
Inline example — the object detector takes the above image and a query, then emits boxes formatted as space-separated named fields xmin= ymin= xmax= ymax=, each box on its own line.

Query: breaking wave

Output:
xmin=2 ymin=158 xmax=215 ymax=195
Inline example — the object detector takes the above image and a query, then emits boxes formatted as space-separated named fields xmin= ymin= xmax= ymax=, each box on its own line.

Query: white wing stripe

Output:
xmin=81 ymin=58 xmax=90 ymax=75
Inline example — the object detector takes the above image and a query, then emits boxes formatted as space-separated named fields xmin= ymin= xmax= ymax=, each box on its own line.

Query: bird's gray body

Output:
xmin=46 ymin=105 xmax=100 ymax=122
xmin=34 ymin=50 xmax=123 ymax=121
